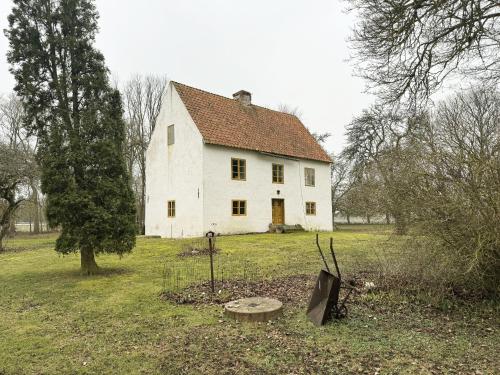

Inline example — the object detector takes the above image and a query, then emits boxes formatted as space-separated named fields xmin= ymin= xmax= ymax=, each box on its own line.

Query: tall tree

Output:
xmin=348 ymin=0 xmax=500 ymax=106
xmin=5 ymin=0 xmax=136 ymax=274
xmin=123 ymin=75 xmax=167 ymax=234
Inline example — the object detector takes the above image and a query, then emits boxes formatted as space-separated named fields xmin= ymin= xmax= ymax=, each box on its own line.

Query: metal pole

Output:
xmin=209 ymin=236 xmax=215 ymax=293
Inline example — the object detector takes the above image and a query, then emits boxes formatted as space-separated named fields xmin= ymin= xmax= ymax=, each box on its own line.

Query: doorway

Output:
xmin=272 ymin=199 xmax=285 ymax=225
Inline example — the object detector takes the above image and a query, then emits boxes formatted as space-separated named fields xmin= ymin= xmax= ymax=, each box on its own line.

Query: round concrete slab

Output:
xmin=224 ymin=297 xmax=283 ymax=322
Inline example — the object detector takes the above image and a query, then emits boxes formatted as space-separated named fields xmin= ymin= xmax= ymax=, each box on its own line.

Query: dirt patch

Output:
xmin=161 ymin=274 xmax=363 ymax=306
xmin=161 ymin=274 xmax=315 ymax=305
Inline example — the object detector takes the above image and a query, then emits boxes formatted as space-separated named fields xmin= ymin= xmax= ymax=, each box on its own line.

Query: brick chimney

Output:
xmin=233 ymin=90 xmax=251 ymax=106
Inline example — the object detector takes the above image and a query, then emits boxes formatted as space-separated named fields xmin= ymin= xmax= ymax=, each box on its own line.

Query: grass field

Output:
xmin=1 ymin=226 xmax=498 ymax=374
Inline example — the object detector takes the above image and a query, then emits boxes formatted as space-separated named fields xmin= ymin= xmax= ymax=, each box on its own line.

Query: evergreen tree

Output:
xmin=5 ymin=0 xmax=136 ymax=274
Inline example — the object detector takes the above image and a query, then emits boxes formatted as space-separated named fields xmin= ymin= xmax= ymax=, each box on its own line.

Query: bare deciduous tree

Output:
xmin=123 ymin=75 xmax=168 ymax=234
xmin=336 ymin=165 xmax=385 ymax=225
xmin=0 ymin=93 xmax=24 ymax=147
xmin=278 ymin=103 xmax=331 ymax=143
xmin=0 ymin=94 xmax=41 ymax=234
xmin=342 ymin=104 xmax=422 ymax=234
xmin=330 ymin=154 xmax=355 ymax=227
xmin=278 ymin=103 xmax=303 ymax=119
xmin=0 ymin=144 xmax=35 ymax=251
xmin=348 ymin=0 xmax=500 ymax=106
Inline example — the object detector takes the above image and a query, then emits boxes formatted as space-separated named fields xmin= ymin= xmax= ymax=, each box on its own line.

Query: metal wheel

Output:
xmin=332 ymin=305 xmax=348 ymax=319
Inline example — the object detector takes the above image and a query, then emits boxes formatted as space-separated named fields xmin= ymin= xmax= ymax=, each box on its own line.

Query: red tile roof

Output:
xmin=172 ymin=82 xmax=331 ymax=163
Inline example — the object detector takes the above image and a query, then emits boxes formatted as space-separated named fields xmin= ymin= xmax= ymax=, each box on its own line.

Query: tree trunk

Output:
xmin=0 ymin=198 xmax=22 ymax=251
xmin=140 ymin=199 xmax=145 ymax=235
xmin=32 ymin=182 xmax=40 ymax=234
xmin=346 ymin=213 xmax=351 ymax=225
xmin=0 ymin=226 xmax=6 ymax=252
xmin=0 ymin=219 xmax=11 ymax=252
xmin=9 ymin=218 xmax=16 ymax=235
xmin=366 ymin=214 xmax=371 ymax=224
xmin=139 ymin=175 xmax=146 ymax=235
xmin=81 ymin=247 xmax=99 ymax=275
xmin=385 ymin=212 xmax=391 ymax=224
xmin=393 ymin=210 xmax=408 ymax=235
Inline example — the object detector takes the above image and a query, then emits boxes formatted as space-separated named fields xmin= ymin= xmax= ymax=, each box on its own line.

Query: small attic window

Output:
xmin=167 ymin=125 xmax=175 ymax=145
xmin=168 ymin=200 xmax=176 ymax=217
xmin=305 ymin=168 xmax=315 ymax=186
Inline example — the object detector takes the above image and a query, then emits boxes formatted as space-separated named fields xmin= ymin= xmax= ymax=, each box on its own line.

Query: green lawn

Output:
xmin=0 ymin=226 xmax=498 ymax=374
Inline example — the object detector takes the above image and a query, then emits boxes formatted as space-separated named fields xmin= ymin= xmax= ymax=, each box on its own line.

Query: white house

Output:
xmin=145 ymin=81 xmax=332 ymax=238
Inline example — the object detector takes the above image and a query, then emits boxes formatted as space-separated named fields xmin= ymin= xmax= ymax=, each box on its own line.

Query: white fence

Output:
xmin=14 ymin=222 xmax=50 ymax=232
xmin=334 ymin=215 xmax=389 ymax=224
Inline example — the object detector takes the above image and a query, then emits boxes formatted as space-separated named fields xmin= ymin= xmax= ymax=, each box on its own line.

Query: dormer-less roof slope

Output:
xmin=172 ymin=82 xmax=332 ymax=163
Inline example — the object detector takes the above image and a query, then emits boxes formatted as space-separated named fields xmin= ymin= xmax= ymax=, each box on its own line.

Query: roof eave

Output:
xmin=204 ymin=141 xmax=332 ymax=163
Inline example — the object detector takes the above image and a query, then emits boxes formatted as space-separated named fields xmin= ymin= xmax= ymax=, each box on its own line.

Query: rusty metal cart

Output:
xmin=306 ymin=234 xmax=354 ymax=326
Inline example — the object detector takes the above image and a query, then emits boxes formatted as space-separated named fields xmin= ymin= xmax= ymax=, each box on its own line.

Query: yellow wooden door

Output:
xmin=272 ymin=199 xmax=284 ymax=225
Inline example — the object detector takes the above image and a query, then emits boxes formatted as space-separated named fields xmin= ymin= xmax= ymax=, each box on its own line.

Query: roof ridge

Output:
xmin=171 ymin=81 xmax=234 ymax=103
xmin=171 ymin=81 xmax=299 ymax=119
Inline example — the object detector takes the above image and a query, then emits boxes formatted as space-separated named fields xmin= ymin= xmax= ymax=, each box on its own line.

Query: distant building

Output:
xmin=145 ymin=81 xmax=332 ymax=237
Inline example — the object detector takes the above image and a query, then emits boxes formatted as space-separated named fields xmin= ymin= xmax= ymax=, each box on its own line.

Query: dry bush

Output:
xmin=375 ymin=236 xmax=494 ymax=305
xmin=415 ymin=89 xmax=499 ymax=295
xmin=370 ymin=88 xmax=500 ymax=299
xmin=376 ymin=88 xmax=500 ymax=301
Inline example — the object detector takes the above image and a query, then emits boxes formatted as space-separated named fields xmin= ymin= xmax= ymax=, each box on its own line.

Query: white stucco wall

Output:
xmin=145 ymin=83 xmax=204 ymax=238
xmin=203 ymin=145 xmax=333 ymax=234
xmin=146 ymin=83 xmax=333 ymax=238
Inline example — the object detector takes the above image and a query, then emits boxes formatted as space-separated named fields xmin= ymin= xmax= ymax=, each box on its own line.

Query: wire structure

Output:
xmin=161 ymin=235 xmax=327 ymax=292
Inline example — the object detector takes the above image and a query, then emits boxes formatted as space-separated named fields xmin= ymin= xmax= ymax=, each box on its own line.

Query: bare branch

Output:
xmin=347 ymin=0 xmax=500 ymax=107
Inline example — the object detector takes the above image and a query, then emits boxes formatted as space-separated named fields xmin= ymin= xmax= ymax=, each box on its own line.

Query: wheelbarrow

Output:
xmin=306 ymin=234 xmax=354 ymax=326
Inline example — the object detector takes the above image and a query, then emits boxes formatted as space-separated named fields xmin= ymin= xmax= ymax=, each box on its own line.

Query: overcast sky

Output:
xmin=0 ymin=0 xmax=373 ymax=154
